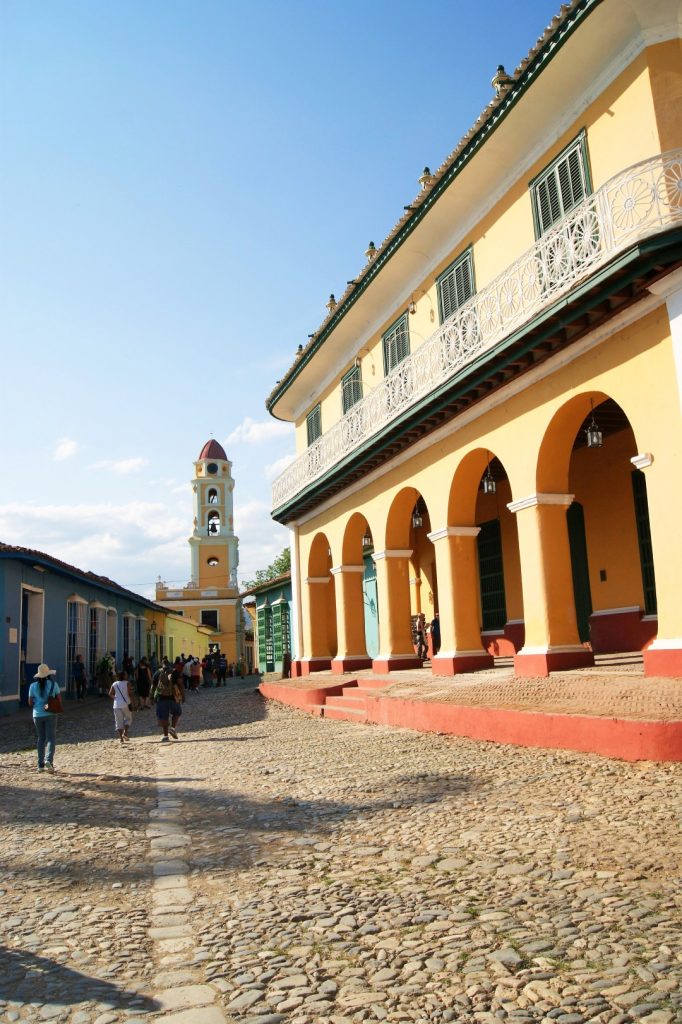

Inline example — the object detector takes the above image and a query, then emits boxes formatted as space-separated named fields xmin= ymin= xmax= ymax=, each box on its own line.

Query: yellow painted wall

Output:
xmin=570 ymin=429 xmax=644 ymax=612
xmin=296 ymin=301 xmax=682 ymax=651
xmin=293 ymin=47 xmax=665 ymax=456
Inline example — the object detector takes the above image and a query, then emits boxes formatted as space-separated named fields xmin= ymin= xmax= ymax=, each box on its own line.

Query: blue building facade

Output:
xmin=0 ymin=544 xmax=162 ymax=715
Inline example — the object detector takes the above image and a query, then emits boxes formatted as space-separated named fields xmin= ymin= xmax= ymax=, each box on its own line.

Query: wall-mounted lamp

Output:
xmin=408 ymin=298 xmax=417 ymax=315
xmin=149 ymin=620 xmax=157 ymax=632
xmin=585 ymin=401 xmax=603 ymax=448
xmin=412 ymin=505 xmax=423 ymax=530
xmin=362 ymin=529 xmax=373 ymax=549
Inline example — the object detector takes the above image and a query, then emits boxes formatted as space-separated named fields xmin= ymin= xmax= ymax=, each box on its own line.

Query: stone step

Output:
xmin=326 ymin=695 xmax=367 ymax=711
xmin=356 ymin=677 xmax=394 ymax=690
xmin=324 ymin=706 xmax=368 ymax=722
xmin=337 ymin=690 xmax=369 ymax=704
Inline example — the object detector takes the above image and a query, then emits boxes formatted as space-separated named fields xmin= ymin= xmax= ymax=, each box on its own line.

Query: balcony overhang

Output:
xmin=272 ymin=230 xmax=682 ymax=525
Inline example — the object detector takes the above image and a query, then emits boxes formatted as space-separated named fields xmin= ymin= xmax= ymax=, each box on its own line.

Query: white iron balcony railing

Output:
xmin=272 ymin=150 xmax=682 ymax=511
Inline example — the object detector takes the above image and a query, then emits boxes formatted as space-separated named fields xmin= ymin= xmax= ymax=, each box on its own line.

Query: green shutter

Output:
xmin=272 ymin=604 xmax=283 ymax=663
xmin=631 ymin=470 xmax=657 ymax=615
xmin=532 ymin=132 xmax=590 ymax=237
xmin=257 ymin=607 xmax=267 ymax=668
xmin=306 ymin=405 xmax=321 ymax=446
xmin=477 ymin=519 xmax=507 ymax=631
xmin=342 ymin=365 xmax=363 ymax=414
xmin=383 ymin=314 xmax=410 ymax=374
xmin=438 ymin=249 xmax=475 ymax=322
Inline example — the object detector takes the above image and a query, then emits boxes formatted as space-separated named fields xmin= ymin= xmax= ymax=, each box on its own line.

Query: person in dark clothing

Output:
xmin=430 ymin=612 xmax=441 ymax=656
xmin=73 ymin=654 xmax=87 ymax=700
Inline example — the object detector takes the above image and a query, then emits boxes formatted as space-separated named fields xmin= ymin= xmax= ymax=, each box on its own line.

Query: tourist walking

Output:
xmin=135 ymin=657 xmax=153 ymax=708
xmin=109 ymin=671 xmax=133 ymax=744
xmin=152 ymin=665 xmax=184 ymax=742
xmin=190 ymin=657 xmax=201 ymax=692
xmin=27 ymin=663 xmax=61 ymax=773
xmin=72 ymin=653 xmax=88 ymax=700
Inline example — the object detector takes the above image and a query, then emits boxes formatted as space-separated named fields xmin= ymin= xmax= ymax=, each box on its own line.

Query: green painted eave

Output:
xmin=266 ymin=0 xmax=601 ymax=417
xmin=272 ymin=231 xmax=682 ymax=524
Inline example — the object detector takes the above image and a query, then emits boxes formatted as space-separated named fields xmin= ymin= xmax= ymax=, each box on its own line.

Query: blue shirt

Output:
xmin=29 ymin=678 xmax=60 ymax=718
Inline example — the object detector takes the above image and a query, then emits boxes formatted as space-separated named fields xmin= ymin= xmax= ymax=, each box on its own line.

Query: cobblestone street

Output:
xmin=1 ymin=682 xmax=680 ymax=1024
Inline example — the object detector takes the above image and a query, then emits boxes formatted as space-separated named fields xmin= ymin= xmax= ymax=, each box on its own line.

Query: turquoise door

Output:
xmin=363 ymin=554 xmax=379 ymax=659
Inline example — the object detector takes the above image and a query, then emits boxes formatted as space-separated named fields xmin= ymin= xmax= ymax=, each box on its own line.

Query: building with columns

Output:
xmin=267 ymin=0 xmax=682 ymax=679
xmin=156 ymin=440 xmax=243 ymax=664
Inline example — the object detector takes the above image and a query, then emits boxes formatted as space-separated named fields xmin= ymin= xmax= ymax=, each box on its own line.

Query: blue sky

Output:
xmin=0 ymin=0 xmax=560 ymax=596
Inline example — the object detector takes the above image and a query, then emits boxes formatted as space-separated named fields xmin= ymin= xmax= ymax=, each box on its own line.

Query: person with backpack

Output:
xmin=152 ymin=666 xmax=183 ymax=742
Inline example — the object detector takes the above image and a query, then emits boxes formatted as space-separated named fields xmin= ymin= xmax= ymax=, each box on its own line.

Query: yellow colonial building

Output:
xmin=156 ymin=440 xmax=244 ymax=663
xmin=267 ymin=0 xmax=682 ymax=680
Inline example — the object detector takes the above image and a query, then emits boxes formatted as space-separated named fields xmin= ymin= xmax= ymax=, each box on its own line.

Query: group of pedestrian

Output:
xmin=27 ymin=649 xmax=199 ymax=772
xmin=415 ymin=612 xmax=441 ymax=661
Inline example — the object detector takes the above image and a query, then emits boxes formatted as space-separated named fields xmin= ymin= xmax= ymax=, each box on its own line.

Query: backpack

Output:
xmin=155 ymin=671 xmax=173 ymax=699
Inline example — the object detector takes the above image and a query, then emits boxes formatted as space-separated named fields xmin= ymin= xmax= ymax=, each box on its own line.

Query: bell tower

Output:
xmin=189 ymin=439 xmax=239 ymax=590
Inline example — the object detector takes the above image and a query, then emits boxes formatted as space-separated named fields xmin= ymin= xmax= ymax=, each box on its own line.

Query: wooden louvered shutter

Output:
xmin=533 ymin=137 xmax=588 ymax=236
xmin=439 ymin=250 xmax=475 ymax=322
xmin=383 ymin=315 xmax=410 ymax=374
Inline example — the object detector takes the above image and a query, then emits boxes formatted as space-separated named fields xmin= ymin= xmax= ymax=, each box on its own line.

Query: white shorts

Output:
xmin=114 ymin=706 xmax=133 ymax=730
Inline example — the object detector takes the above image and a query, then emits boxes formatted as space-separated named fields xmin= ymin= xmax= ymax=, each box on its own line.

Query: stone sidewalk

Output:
xmin=0 ymin=682 xmax=680 ymax=1024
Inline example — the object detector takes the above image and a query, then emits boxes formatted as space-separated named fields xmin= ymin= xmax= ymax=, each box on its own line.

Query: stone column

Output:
xmin=428 ymin=526 xmax=494 ymax=675
xmin=372 ymin=549 xmax=422 ymax=673
xmin=330 ymin=565 xmax=372 ymax=673
xmin=509 ymin=493 xmax=593 ymax=676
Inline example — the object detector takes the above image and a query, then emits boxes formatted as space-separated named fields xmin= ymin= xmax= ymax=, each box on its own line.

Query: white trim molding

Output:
xmin=590 ymin=605 xmax=641 ymax=617
xmin=428 ymin=526 xmax=481 ymax=542
xmin=304 ymin=576 xmax=331 ymax=584
xmin=630 ymin=453 xmax=654 ymax=470
xmin=507 ymin=493 xmax=574 ymax=514
xmin=330 ymin=565 xmax=365 ymax=575
xmin=517 ymin=644 xmax=588 ymax=655
xmin=646 ymin=637 xmax=682 ymax=651
xmin=372 ymin=549 xmax=413 ymax=561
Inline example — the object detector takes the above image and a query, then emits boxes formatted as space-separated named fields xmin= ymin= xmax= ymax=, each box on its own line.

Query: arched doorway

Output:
xmin=300 ymin=532 xmax=337 ymax=674
xmin=372 ymin=488 xmax=428 ymax=672
xmin=331 ymin=513 xmax=374 ymax=672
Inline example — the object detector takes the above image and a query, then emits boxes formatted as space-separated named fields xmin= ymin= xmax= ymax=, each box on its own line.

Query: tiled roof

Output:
xmin=199 ymin=439 xmax=228 ymax=461
xmin=266 ymin=0 xmax=586 ymax=412
xmin=0 ymin=542 xmax=165 ymax=610
xmin=240 ymin=571 xmax=291 ymax=598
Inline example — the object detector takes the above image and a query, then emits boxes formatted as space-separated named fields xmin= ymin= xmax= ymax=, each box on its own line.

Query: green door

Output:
xmin=567 ymin=502 xmax=592 ymax=643
xmin=477 ymin=519 xmax=507 ymax=631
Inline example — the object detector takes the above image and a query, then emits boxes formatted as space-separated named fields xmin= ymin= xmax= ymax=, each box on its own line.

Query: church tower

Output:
xmin=156 ymin=439 xmax=243 ymax=664
xmin=189 ymin=439 xmax=239 ymax=590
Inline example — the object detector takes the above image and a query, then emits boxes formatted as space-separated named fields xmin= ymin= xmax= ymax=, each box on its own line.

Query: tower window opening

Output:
xmin=207 ymin=557 xmax=219 ymax=566
xmin=208 ymin=488 xmax=218 ymax=504
xmin=208 ymin=512 xmax=221 ymax=536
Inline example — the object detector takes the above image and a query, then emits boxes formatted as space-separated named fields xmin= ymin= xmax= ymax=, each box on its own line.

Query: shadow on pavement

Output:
xmin=0 ymin=946 xmax=160 ymax=1011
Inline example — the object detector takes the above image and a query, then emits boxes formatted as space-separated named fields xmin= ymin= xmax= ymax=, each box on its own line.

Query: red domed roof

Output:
xmin=198 ymin=439 xmax=227 ymax=461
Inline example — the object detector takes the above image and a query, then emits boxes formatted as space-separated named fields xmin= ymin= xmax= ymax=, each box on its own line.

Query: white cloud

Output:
xmin=92 ymin=457 xmax=148 ymax=474
xmin=264 ymin=452 xmax=296 ymax=481
xmin=226 ymin=417 xmax=293 ymax=446
xmin=54 ymin=437 xmax=78 ymax=461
